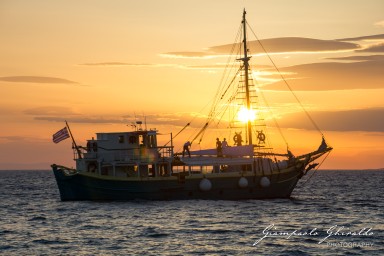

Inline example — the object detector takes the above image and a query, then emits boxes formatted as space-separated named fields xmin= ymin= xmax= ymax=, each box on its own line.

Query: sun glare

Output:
xmin=237 ymin=107 xmax=257 ymax=123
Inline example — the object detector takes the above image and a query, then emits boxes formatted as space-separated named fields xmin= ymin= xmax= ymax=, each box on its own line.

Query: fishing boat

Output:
xmin=52 ymin=10 xmax=332 ymax=201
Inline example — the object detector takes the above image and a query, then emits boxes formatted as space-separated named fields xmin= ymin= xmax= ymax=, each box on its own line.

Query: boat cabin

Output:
xmin=77 ymin=130 xmax=173 ymax=177
xmin=86 ymin=130 xmax=159 ymax=161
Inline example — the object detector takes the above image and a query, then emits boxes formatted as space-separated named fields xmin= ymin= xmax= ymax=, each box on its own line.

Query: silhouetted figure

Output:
xmin=183 ymin=141 xmax=191 ymax=157
xmin=222 ymin=138 xmax=228 ymax=147
xmin=216 ymin=138 xmax=222 ymax=157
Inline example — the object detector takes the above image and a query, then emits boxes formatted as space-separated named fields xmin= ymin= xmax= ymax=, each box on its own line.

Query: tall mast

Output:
xmin=242 ymin=9 xmax=253 ymax=145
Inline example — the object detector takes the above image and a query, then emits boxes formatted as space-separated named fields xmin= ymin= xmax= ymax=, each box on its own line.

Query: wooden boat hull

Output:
xmin=52 ymin=164 xmax=302 ymax=201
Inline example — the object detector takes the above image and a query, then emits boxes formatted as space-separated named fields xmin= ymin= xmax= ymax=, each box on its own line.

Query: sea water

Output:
xmin=0 ymin=170 xmax=383 ymax=255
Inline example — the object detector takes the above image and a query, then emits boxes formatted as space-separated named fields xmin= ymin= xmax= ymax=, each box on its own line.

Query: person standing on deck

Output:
xmin=183 ymin=141 xmax=191 ymax=158
xmin=216 ymin=138 xmax=223 ymax=157
xmin=222 ymin=138 xmax=228 ymax=147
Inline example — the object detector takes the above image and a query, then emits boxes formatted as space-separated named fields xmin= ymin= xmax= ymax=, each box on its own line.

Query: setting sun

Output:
xmin=237 ymin=107 xmax=257 ymax=123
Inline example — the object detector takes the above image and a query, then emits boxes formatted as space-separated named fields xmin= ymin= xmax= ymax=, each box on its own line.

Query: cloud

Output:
xmin=0 ymin=135 xmax=46 ymax=144
xmin=210 ymin=37 xmax=359 ymax=54
xmin=31 ymin=111 xmax=206 ymax=129
xmin=326 ymin=54 xmax=384 ymax=61
xmin=0 ymin=76 xmax=78 ymax=84
xmin=0 ymin=136 xmax=28 ymax=142
xmin=163 ymin=37 xmax=360 ymax=58
xmin=77 ymin=60 xmax=270 ymax=71
xmin=374 ymin=21 xmax=384 ymax=28
xmin=185 ymin=64 xmax=272 ymax=70
xmin=160 ymin=52 xmax=215 ymax=59
xmin=264 ymin=59 xmax=384 ymax=91
xmin=279 ymin=108 xmax=384 ymax=132
xmin=24 ymin=106 xmax=79 ymax=116
xmin=357 ymin=43 xmax=384 ymax=53
xmin=337 ymin=34 xmax=384 ymax=41
xmin=78 ymin=62 xmax=184 ymax=69
xmin=33 ymin=108 xmax=384 ymax=133
xmin=79 ymin=62 xmax=153 ymax=67
xmin=34 ymin=116 xmax=130 ymax=124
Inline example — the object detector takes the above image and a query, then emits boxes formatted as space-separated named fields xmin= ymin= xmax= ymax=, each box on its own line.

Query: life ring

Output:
xmin=233 ymin=132 xmax=243 ymax=146
xmin=233 ymin=134 xmax=238 ymax=144
xmin=257 ymin=131 xmax=266 ymax=143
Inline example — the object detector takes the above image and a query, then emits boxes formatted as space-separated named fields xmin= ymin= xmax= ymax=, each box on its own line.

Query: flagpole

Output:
xmin=65 ymin=120 xmax=82 ymax=159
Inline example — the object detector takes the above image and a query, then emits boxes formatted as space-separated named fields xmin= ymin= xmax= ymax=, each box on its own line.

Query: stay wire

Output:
xmin=246 ymin=21 xmax=324 ymax=138
xmin=209 ymin=24 xmax=243 ymax=119
xmin=195 ymin=24 xmax=243 ymax=145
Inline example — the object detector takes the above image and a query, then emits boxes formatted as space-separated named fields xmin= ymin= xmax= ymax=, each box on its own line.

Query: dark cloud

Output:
xmin=337 ymin=34 xmax=384 ymax=41
xmin=0 ymin=76 xmax=77 ymax=84
xmin=210 ymin=37 xmax=359 ymax=54
xmin=35 ymin=116 xmax=130 ymax=124
xmin=279 ymin=108 xmax=384 ymax=132
xmin=264 ymin=59 xmax=384 ymax=91
xmin=163 ymin=37 xmax=360 ymax=58
xmin=32 ymin=112 xmax=204 ymax=129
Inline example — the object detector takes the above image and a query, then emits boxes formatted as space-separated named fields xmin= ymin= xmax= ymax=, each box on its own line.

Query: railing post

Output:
xmin=170 ymin=132 xmax=174 ymax=158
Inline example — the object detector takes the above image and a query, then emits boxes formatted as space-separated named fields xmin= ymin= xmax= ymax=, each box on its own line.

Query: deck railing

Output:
xmin=74 ymin=145 xmax=174 ymax=163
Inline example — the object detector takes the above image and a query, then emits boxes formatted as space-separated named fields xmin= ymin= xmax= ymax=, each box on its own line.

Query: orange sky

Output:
xmin=1 ymin=0 xmax=384 ymax=170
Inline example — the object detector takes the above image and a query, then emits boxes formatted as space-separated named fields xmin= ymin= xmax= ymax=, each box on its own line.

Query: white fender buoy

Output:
xmin=199 ymin=178 xmax=212 ymax=191
xmin=260 ymin=176 xmax=271 ymax=188
xmin=238 ymin=177 xmax=248 ymax=188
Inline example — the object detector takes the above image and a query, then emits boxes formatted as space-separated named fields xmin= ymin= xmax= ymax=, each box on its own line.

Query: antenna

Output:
xmin=136 ymin=121 xmax=143 ymax=131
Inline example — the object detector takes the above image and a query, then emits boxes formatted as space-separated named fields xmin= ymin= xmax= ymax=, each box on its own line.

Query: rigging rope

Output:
xmin=257 ymin=88 xmax=289 ymax=148
xmin=221 ymin=66 xmax=242 ymax=100
xmin=208 ymin=24 xmax=243 ymax=120
xmin=298 ymin=150 xmax=332 ymax=188
xmin=188 ymin=24 xmax=243 ymax=145
xmin=163 ymin=122 xmax=190 ymax=147
xmin=191 ymin=123 xmax=209 ymax=145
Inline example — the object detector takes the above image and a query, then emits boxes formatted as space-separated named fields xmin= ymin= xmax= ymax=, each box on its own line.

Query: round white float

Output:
xmin=260 ymin=176 xmax=271 ymax=188
xmin=238 ymin=177 xmax=248 ymax=188
xmin=199 ymin=178 xmax=212 ymax=191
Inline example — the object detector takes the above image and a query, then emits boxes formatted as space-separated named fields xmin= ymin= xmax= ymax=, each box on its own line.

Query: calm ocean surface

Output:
xmin=0 ymin=170 xmax=383 ymax=255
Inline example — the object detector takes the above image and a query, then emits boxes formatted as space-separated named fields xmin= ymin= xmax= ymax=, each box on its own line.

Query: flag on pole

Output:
xmin=53 ymin=127 xmax=70 ymax=143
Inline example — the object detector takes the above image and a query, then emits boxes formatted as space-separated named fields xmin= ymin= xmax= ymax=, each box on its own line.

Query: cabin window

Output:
xmin=128 ymin=136 xmax=137 ymax=144
xmin=139 ymin=135 xmax=145 ymax=146
xmin=97 ymin=134 xmax=108 ymax=140
xmin=148 ymin=135 xmax=157 ymax=148
xmin=118 ymin=135 xmax=124 ymax=143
